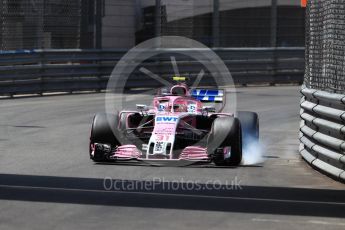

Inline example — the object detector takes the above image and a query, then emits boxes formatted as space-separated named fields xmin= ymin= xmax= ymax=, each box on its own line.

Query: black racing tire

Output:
xmin=235 ymin=111 xmax=259 ymax=145
xmin=208 ymin=116 xmax=242 ymax=166
xmin=89 ymin=113 xmax=121 ymax=162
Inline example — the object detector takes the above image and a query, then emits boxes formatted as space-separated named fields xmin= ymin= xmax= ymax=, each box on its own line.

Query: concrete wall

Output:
xmin=101 ymin=0 xmax=302 ymax=49
xmin=102 ymin=0 xmax=137 ymax=49
xmin=141 ymin=0 xmax=301 ymax=22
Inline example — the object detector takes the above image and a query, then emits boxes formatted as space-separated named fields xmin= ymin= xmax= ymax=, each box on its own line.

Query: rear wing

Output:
xmin=190 ymin=89 xmax=224 ymax=103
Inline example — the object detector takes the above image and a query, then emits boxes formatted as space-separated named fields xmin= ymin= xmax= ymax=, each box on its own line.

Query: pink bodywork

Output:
xmin=113 ymin=145 xmax=208 ymax=161
xmin=104 ymin=83 xmax=229 ymax=162
xmin=112 ymin=145 xmax=141 ymax=160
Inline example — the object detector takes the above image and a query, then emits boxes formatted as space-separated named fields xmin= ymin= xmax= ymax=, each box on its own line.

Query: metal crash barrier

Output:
xmin=300 ymin=86 xmax=345 ymax=181
xmin=0 ymin=48 xmax=304 ymax=97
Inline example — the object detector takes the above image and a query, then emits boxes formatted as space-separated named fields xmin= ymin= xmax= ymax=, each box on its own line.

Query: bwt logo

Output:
xmin=156 ymin=116 xmax=178 ymax=122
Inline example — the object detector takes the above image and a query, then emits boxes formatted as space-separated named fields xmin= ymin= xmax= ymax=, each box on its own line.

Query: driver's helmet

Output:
xmin=171 ymin=86 xmax=187 ymax=96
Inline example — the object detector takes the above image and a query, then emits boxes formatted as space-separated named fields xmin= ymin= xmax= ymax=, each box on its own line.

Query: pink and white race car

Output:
xmin=89 ymin=80 xmax=259 ymax=166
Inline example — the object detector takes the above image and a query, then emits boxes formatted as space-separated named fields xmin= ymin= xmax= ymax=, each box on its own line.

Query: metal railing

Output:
xmin=0 ymin=48 xmax=304 ymax=97
xmin=300 ymin=86 xmax=345 ymax=181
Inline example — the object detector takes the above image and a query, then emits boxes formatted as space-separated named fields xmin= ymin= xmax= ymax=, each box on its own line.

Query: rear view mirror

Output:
xmin=202 ymin=106 xmax=216 ymax=113
xmin=136 ymin=104 xmax=149 ymax=111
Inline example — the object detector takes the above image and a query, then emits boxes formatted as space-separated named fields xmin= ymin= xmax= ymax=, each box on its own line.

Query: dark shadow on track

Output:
xmin=94 ymin=161 xmax=263 ymax=168
xmin=0 ymin=173 xmax=344 ymax=218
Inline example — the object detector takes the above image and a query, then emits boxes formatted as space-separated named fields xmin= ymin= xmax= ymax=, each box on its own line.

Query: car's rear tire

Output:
xmin=208 ymin=116 xmax=242 ymax=166
xmin=235 ymin=111 xmax=259 ymax=145
xmin=90 ymin=113 xmax=121 ymax=162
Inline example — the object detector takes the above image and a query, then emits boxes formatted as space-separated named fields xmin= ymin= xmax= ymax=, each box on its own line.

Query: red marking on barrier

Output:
xmin=301 ymin=0 xmax=307 ymax=7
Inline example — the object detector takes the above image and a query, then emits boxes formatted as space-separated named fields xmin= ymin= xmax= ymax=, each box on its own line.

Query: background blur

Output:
xmin=0 ymin=0 xmax=305 ymax=50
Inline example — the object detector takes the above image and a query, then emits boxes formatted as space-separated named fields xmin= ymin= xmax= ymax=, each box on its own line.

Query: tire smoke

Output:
xmin=241 ymin=137 xmax=264 ymax=165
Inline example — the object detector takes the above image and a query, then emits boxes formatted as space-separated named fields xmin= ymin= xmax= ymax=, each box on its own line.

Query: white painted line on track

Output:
xmin=252 ymin=218 xmax=345 ymax=226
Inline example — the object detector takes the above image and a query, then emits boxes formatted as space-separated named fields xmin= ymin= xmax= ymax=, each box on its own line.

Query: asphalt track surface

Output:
xmin=0 ymin=86 xmax=344 ymax=230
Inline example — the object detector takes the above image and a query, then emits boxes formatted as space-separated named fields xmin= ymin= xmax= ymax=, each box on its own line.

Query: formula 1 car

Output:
xmin=89 ymin=77 xmax=259 ymax=166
